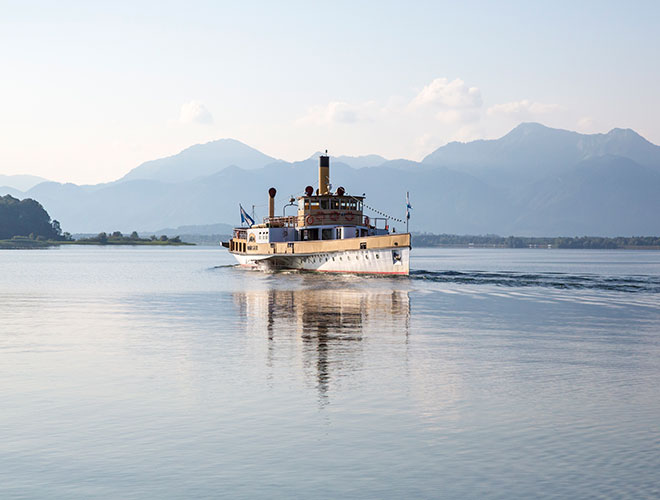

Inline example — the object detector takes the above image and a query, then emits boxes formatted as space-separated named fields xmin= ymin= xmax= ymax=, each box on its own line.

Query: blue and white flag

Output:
xmin=239 ymin=204 xmax=255 ymax=227
xmin=406 ymin=192 xmax=412 ymax=220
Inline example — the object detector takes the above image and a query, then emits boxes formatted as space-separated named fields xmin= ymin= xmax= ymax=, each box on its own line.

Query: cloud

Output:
xmin=179 ymin=100 xmax=214 ymax=125
xmin=298 ymin=100 xmax=378 ymax=126
xmin=299 ymin=77 xmax=483 ymax=128
xmin=407 ymin=77 xmax=483 ymax=129
xmin=435 ymin=108 xmax=481 ymax=125
xmin=487 ymin=99 xmax=559 ymax=119
xmin=293 ymin=76 xmax=579 ymax=161
xmin=410 ymin=78 xmax=482 ymax=110
xmin=576 ymin=116 xmax=599 ymax=133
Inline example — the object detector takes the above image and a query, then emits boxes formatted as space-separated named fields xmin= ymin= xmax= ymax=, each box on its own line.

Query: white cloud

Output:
xmin=410 ymin=78 xmax=482 ymax=110
xmin=435 ymin=108 xmax=481 ymax=125
xmin=300 ymin=77 xmax=483 ymax=129
xmin=293 ymin=77 xmax=580 ymax=161
xmin=407 ymin=77 xmax=483 ymax=130
xmin=450 ymin=123 xmax=484 ymax=143
xmin=179 ymin=100 xmax=214 ymax=125
xmin=576 ymin=116 xmax=598 ymax=133
xmin=298 ymin=100 xmax=378 ymax=126
xmin=487 ymin=99 xmax=559 ymax=119
xmin=413 ymin=132 xmax=444 ymax=158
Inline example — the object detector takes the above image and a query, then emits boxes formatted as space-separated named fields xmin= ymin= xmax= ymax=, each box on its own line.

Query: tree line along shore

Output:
xmin=412 ymin=233 xmax=660 ymax=250
xmin=0 ymin=194 xmax=191 ymax=248
xmin=2 ymin=194 xmax=659 ymax=250
xmin=1 ymin=232 xmax=193 ymax=249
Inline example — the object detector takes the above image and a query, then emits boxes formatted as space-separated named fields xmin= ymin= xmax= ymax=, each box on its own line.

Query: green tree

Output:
xmin=52 ymin=220 xmax=62 ymax=237
xmin=0 ymin=195 xmax=61 ymax=240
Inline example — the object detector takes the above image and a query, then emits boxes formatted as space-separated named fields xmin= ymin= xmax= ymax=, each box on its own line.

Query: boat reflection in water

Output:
xmin=233 ymin=280 xmax=410 ymax=405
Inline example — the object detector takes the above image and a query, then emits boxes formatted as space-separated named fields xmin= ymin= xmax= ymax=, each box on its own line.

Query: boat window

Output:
xmin=302 ymin=228 xmax=319 ymax=241
xmin=330 ymin=199 xmax=339 ymax=209
xmin=310 ymin=200 xmax=320 ymax=210
xmin=336 ymin=228 xmax=341 ymax=239
xmin=321 ymin=228 xmax=333 ymax=240
xmin=339 ymin=199 xmax=347 ymax=210
xmin=320 ymin=199 xmax=329 ymax=210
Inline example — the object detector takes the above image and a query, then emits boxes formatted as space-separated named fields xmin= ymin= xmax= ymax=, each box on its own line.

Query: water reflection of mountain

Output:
xmin=233 ymin=285 xmax=410 ymax=405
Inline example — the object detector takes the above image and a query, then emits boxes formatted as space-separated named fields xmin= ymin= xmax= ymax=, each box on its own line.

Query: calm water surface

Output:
xmin=1 ymin=247 xmax=660 ymax=499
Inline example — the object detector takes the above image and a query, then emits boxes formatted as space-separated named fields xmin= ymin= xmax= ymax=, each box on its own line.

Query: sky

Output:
xmin=1 ymin=0 xmax=659 ymax=184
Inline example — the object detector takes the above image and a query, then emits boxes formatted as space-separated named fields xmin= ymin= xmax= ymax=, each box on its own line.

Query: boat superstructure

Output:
xmin=224 ymin=154 xmax=410 ymax=275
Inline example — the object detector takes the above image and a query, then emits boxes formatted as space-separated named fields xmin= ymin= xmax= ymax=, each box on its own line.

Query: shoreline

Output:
xmin=413 ymin=244 xmax=660 ymax=250
xmin=0 ymin=239 xmax=194 ymax=249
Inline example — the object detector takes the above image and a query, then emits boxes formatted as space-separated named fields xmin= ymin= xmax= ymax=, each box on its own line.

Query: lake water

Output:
xmin=1 ymin=246 xmax=660 ymax=499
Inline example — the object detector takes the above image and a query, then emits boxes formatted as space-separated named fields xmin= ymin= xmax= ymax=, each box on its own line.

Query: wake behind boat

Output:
xmin=223 ymin=153 xmax=411 ymax=275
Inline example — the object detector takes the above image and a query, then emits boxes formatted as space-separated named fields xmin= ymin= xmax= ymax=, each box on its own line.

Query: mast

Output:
xmin=406 ymin=191 xmax=410 ymax=233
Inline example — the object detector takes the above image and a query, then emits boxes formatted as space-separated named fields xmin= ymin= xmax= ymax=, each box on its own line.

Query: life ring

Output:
xmin=305 ymin=215 xmax=315 ymax=225
xmin=344 ymin=212 xmax=354 ymax=222
xmin=364 ymin=216 xmax=370 ymax=227
xmin=329 ymin=211 xmax=339 ymax=221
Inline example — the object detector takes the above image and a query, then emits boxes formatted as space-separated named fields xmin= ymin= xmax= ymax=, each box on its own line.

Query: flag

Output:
xmin=406 ymin=192 xmax=412 ymax=220
xmin=239 ymin=204 xmax=255 ymax=227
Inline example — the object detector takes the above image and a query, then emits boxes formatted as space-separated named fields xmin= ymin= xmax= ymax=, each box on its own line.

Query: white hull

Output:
xmin=232 ymin=247 xmax=410 ymax=275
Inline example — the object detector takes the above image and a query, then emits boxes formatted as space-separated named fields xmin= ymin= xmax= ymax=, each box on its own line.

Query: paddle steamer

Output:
xmin=224 ymin=154 xmax=410 ymax=275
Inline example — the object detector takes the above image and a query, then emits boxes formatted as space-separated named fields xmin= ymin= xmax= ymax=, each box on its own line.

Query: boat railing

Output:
xmin=371 ymin=217 xmax=389 ymax=229
xmin=263 ymin=215 xmax=298 ymax=227
xmin=263 ymin=214 xmax=392 ymax=229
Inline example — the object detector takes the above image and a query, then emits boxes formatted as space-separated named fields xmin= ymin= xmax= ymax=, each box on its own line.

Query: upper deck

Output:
xmin=261 ymin=194 xmax=367 ymax=228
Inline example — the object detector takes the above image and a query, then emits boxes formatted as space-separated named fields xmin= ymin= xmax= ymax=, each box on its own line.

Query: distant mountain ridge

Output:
xmin=119 ymin=138 xmax=280 ymax=183
xmin=422 ymin=122 xmax=660 ymax=184
xmin=0 ymin=174 xmax=50 ymax=192
xmin=3 ymin=123 xmax=660 ymax=236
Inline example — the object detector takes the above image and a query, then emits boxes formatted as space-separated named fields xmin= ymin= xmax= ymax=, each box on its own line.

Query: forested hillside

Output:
xmin=0 ymin=195 xmax=67 ymax=240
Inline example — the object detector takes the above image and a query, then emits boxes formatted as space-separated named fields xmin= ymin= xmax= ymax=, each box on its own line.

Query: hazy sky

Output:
xmin=1 ymin=0 xmax=658 ymax=184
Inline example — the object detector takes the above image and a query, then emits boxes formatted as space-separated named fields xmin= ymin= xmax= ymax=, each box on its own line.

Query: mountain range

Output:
xmin=2 ymin=123 xmax=660 ymax=236
xmin=0 ymin=174 xmax=50 ymax=193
